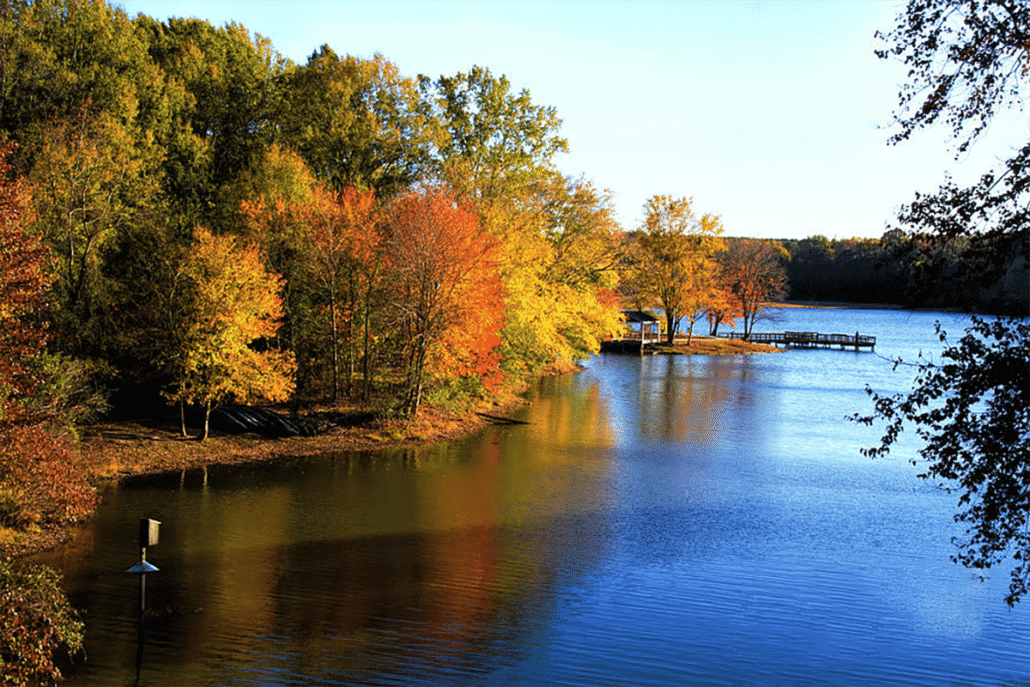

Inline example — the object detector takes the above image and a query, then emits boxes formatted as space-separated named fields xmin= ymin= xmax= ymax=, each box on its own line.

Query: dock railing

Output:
xmin=724 ymin=331 xmax=875 ymax=349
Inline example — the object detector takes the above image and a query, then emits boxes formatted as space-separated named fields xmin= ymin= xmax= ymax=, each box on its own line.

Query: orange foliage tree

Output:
xmin=722 ymin=239 xmax=789 ymax=339
xmin=0 ymin=142 xmax=51 ymax=423
xmin=705 ymin=252 xmax=744 ymax=336
xmin=704 ymin=286 xmax=742 ymax=337
xmin=384 ymin=187 xmax=504 ymax=417
xmin=166 ymin=227 xmax=296 ymax=439
xmin=241 ymin=178 xmax=387 ymax=402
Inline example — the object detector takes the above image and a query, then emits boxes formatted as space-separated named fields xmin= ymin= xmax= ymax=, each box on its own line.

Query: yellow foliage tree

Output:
xmin=628 ymin=195 xmax=724 ymax=344
xmin=167 ymin=227 xmax=295 ymax=439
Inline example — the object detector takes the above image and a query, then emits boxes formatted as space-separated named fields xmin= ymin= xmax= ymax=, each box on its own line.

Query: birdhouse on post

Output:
xmin=127 ymin=518 xmax=160 ymax=574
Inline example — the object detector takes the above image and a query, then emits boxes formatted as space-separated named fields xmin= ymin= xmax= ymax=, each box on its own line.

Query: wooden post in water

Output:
xmin=854 ymin=331 xmax=859 ymax=352
xmin=127 ymin=518 xmax=160 ymax=680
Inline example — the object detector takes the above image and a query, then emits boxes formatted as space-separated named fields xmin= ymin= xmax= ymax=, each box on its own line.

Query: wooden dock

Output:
xmin=599 ymin=328 xmax=876 ymax=354
xmin=722 ymin=331 xmax=875 ymax=350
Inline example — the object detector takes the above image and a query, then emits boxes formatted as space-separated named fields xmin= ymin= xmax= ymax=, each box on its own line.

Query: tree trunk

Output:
xmin=361 ymin=282 xmax=375 ymax=400
xmin=179 ymin=398 xmax=188 ymax=438
xmin=330 ymin=282 xmax=339 ymax=403
xmin=345 ymin=278 xmax=356 ymax=398
xmin=403 ymin=336 xmax=428 ymax=417
xmin=202 ymin=399 xmax=211 ymax=441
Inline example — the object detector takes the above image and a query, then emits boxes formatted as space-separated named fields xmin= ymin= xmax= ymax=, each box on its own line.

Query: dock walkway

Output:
xmin=722 ymin=331 xmax=875 ymax=350
xmin=600 ymin=330 xmax=876 ymax=354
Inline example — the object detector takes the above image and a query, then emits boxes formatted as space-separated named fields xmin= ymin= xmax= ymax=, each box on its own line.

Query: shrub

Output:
xmin=0 ymin=561 xmax=84 ymax=686
xmin=0 ymin=425 xmax=97 ymax=529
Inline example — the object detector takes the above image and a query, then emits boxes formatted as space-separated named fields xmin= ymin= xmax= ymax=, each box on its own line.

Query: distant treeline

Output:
xmin=779 ymin=231 xmax=1029 ymax=314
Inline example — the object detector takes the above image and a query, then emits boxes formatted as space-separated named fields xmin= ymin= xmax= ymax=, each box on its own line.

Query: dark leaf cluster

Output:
xmin=876 ymin=0 xmax=1030 ymax=152
xmin=852 ymin=316 xmax=1030 ymax=605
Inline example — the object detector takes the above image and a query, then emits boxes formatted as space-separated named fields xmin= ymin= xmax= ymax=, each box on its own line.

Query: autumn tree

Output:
xmin=419 ymin=67 xmax=620 ymax=375
xmin=237 ymin=147 xmax=390 ymax=402
xmin=537 ymin=176 xmax=624 ymax=356
xmin=721 ymin=238 xmax=788 ymax=339
xmin=487 ymin=175 xmax=623 ymax=373
xmin=166 ymin=227 xmax=295 ymax=439
xmin=297 ymin=186 xmax=382 ymax=401
xmin=0 ymin=142 xmax=50 ymax=423
xmin=384 ymin=187 xmax=504 ymax=417
xmin=0 ymin=560 xmax=85 ymax=687
xmin=704 ymin=265 xmax=742 ymax=337
xmin=627 ymin=195 xmax=723 ymax=344
xmin=857 ymin=0 xmax=1030 ymax=605
xmin=0 ymin=140 xmax=96 ymax=529
xmin=236 ymin=145 xmax=329 ymax=398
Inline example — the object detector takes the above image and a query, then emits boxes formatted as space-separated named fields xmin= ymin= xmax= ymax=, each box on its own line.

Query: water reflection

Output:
xmin=36 ymin=308 xmax=1030 ymax=686
xmin=47 ymin=403 xmax=618 ymax=685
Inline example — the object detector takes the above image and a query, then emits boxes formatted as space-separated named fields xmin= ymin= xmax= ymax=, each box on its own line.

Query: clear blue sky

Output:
xmin=118 ymin=0 xmax=1026 ymax=240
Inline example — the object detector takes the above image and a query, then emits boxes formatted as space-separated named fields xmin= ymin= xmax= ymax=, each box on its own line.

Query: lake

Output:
xmin=38 ymin=307 xmax=1030 ymax=686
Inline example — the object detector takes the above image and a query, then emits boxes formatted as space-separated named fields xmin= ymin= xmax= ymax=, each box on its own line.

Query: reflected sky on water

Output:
xmin=39 ymin=307 xmax=1030 ymax=687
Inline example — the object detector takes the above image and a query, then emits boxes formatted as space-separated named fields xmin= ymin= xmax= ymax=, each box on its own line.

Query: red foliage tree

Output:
xmin=384 ymin=186 xmax=504 ymax=416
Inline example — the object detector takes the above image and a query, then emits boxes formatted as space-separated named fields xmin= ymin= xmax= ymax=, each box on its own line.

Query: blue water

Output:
xmin=41 ymin=307 xmax=1030 ymax=686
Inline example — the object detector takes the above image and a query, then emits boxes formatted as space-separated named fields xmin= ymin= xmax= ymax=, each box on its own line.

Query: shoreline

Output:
xmin=1 ymin=397 xmax=530 ymax=561
xmin=772 ymin=300 xmax=908 ymax=310
xmin=4 ymin=337 xmax=781 ymax=561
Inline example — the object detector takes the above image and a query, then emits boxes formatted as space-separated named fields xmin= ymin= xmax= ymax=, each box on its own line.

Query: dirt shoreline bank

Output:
xmin=3 ymin=338 xmax=780 ymax=561
xmin=1 ymin=402 xmax=526 ymax=560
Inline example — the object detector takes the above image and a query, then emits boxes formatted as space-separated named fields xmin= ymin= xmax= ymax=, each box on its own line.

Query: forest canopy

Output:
xmin=0 ymin=0 xmax=629 ymax=422
xmin=0 ymin=0 xmax=1023 ymax=431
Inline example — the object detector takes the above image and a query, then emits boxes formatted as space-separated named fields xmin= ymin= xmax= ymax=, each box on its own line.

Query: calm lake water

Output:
xmin=38 ymin=307 xmax=1030 ymax=686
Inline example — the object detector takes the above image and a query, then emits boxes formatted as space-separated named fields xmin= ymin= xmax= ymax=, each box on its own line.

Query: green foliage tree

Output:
xmin=854 ymin=318 xmax=1030 ymax=605
xmin=278 ymin=47 xmax=430 ymax=196
xmin=0 ymin=0 xmax=159 ymax=141
xmin=28 ymin=105 xmax=162 ymax=352
xmin=135 ymin=15 xmax=286 ymax=233
xmin=858 ymin=0 xmax=1030 ymax=604
xmin=419 ymin=65 xmax=568 ymax=197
